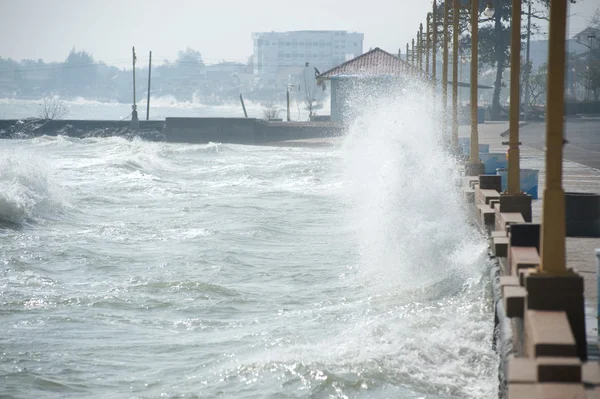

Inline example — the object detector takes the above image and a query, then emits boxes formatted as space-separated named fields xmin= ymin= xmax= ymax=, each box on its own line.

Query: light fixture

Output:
xmin=483 ymin=3 xmax=495 ymax=18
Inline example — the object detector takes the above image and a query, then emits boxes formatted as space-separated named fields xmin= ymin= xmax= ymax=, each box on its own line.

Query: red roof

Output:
xmin=316 ymin=47 xmax=414 ymax=80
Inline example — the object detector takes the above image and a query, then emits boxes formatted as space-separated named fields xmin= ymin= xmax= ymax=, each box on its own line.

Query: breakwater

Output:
xmin=0 ymin=118 xmax=343 ymax=144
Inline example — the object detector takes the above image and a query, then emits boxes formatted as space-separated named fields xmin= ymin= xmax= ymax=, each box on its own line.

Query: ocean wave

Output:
xmin=0 ymin=150 xmax=65 ymax=226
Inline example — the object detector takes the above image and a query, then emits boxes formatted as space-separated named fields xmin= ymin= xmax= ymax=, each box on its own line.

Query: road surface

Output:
xmin=519 ymin=119 xmax=600 ymax=170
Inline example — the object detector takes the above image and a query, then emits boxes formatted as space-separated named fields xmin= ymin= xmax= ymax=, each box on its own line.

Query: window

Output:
xmin=278 ymin=40 xmax=284 ymax=46
xmin=285 ymin=53 xmax=291 ymax=58
xmin=354 ymin=42 xmax=357 ymax=47
xmin=292 ymin=40 xmax=297 ymax=47
xmin=286 ymin=42 xmax=291 ymax=46
xmin=299 ymin=42 xmax=304 ymax=46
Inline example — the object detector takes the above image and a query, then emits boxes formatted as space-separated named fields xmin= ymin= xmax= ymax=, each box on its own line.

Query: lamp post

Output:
xmin=417 ymin=28 xmax=422 ymax=72
xmin=442 ymin=0 xmax=450 ymax=137
xmin=426 ymin=13 xmax=431 ymax=78
xmin=451 ymin=0 xmax=461 ymax=149
xmin=534 ymin=0 xmax=587 ymax=363
xmin=507 ymin=0 xmax=522 ymax=195
xmin=412 ymin=38 xmax=416 ymax=68
xmin=432 ymin=1 xmax=438 ymax=85
xmin=540 ymin=0 xmax=568 ymax=275
xmin=466 ymin=0 xmax=491 ymax=175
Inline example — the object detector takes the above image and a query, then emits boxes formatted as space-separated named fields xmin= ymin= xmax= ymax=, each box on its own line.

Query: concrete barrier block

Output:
xmin=525 ymin=310 xmax=577 ymax=358
xmin=525 ymin=273 xmax=587 ymax=361
xmin=476 ymin=188 xmax=501 ymax=205
xmin=504 ymin=286 xmax=527 ymax=318
xmin=509 ymin=246 xmax=540 ymax=277
xmin=508 ymin=383 xmax=586 ymax=398
xmin=493 ymin=236 xmax=510 ymax=258
xmin=477 ymin=204 xmax=495 ymax=227
xmin=498 ymin=212 xmax=526 ymax=233
xmin=509 ymin=223 xmax=540 ymax=250
xmin=501 ymin=276 xmax=520 ymax=287
xmin=507 ymin=357 xmax=537 ymax=384
xmin=479 ymin=174 xmax=502 ymax=191
xmin=537 ymin=357 xmax=582 ymax=382
xmin=519 ymin=268 xmax=533 ymax=287
xmin=583 ymin=362 xmax=600 ymax=386
xmin=499 ymin=194 xmax=533 ymax=223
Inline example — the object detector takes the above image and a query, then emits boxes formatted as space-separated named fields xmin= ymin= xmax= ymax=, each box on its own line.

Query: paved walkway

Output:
xmin=461 ymin=122 xmax=600 ymax=335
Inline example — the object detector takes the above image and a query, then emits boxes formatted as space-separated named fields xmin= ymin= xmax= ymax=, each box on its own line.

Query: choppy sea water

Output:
xmin=1 ymin=94 xmax=498 ymax=398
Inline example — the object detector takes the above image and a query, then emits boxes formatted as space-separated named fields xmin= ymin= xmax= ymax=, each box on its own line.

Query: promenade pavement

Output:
xmin=460 ymin=122 xmax=600 ymax=336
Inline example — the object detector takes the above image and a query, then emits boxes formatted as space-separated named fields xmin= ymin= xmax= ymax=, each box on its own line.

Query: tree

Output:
xmin=62 ymin=48 xmax=98 ymax=93
xmin=584 ymin=65 xmax=600 ymax=100
xmin=302 ymin=63 xmax=325 ymax=119
xmin=527 ymin=64 xmax=547 ymax=109
xmin=38 ymin=98 xmax=68 ymax=120
xmin=262 ymin=103 xmax=280 ymax=119
xmin=176 ymin=47 xmax=204 ymax=67
xmin=455 ymin=1 xmax=584 ymax=119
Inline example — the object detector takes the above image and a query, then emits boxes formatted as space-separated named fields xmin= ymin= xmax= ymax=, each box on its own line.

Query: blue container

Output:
xmin=596 ymin=248 xmax=600 ymax=335
xmin=480 ymin=153 xmax=508 ymax=174
xmin=496 ymin=168 xmax=539 ymax=199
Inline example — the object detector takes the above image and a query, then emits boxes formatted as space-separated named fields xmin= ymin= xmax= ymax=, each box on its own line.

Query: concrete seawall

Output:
xmin=0 ymin=118 xmax=344 ymax=145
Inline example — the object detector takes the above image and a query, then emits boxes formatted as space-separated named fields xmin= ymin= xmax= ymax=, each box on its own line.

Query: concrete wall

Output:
xmin=0 ymin=118 xmax=343 ymax=144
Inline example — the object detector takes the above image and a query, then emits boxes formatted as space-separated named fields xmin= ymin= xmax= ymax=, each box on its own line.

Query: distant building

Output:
xmin=251 ymin=30 xmax=364 ymax=88
xmin=572 ymin=27 xmax=600 ymax=48
xmin=316 ymin=47 xmax=413 ymax=122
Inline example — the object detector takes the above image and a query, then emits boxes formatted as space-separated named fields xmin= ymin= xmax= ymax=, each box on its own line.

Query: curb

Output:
xmin=499 ymin=121 xmax=528 ymax=138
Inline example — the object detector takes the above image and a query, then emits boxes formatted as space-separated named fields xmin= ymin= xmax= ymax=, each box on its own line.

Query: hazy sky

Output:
xmin=0 ymin=0 xmax=598 ymax=67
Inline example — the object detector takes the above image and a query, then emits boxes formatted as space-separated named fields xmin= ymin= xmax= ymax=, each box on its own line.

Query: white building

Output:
xmin=251 ymin=30 xmax=364 ymax=87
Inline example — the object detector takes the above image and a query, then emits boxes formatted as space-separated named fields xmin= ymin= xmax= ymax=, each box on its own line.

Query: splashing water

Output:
xmin=0 ymin=148 xmax=64 ymax=226
xmin=0 ymin=81 xmax=497 ymax=398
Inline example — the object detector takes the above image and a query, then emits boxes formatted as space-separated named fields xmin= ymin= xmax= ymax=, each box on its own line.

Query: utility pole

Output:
xmin=523 ymin=0 xmax=532 ymax=121
xmin=130 ymin=46 xmax=139 ymax=129
xmin=146 ymin=51 xmax=152 ymax=121
xmin=286 ymin=86 xmax=291 ymax=122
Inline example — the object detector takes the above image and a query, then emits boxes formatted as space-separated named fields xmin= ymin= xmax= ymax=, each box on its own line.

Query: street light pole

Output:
xmin=442 ymin=0 xmax=450 ymax=137
xmin=426 ymin=14 xmax=431 ymax=78
xmin=452 ymin=0 xmax=460 ymax=149
xmin=466 ymin=0 xmax=485 ymax=175
xmin=540 ymin=0 xmax=568 ymax=274
xmin=419 ymin=24 xmax=424 ymax=72
xmin=507 ymin=0 xmax=522 ymax=195
xmin=412 ymin=38 xmax=416 ymax=68
xmin=432 ymin=0 xmax=438 ymax=84
xmin=523 ymin=0 xmax=532 ymax=121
